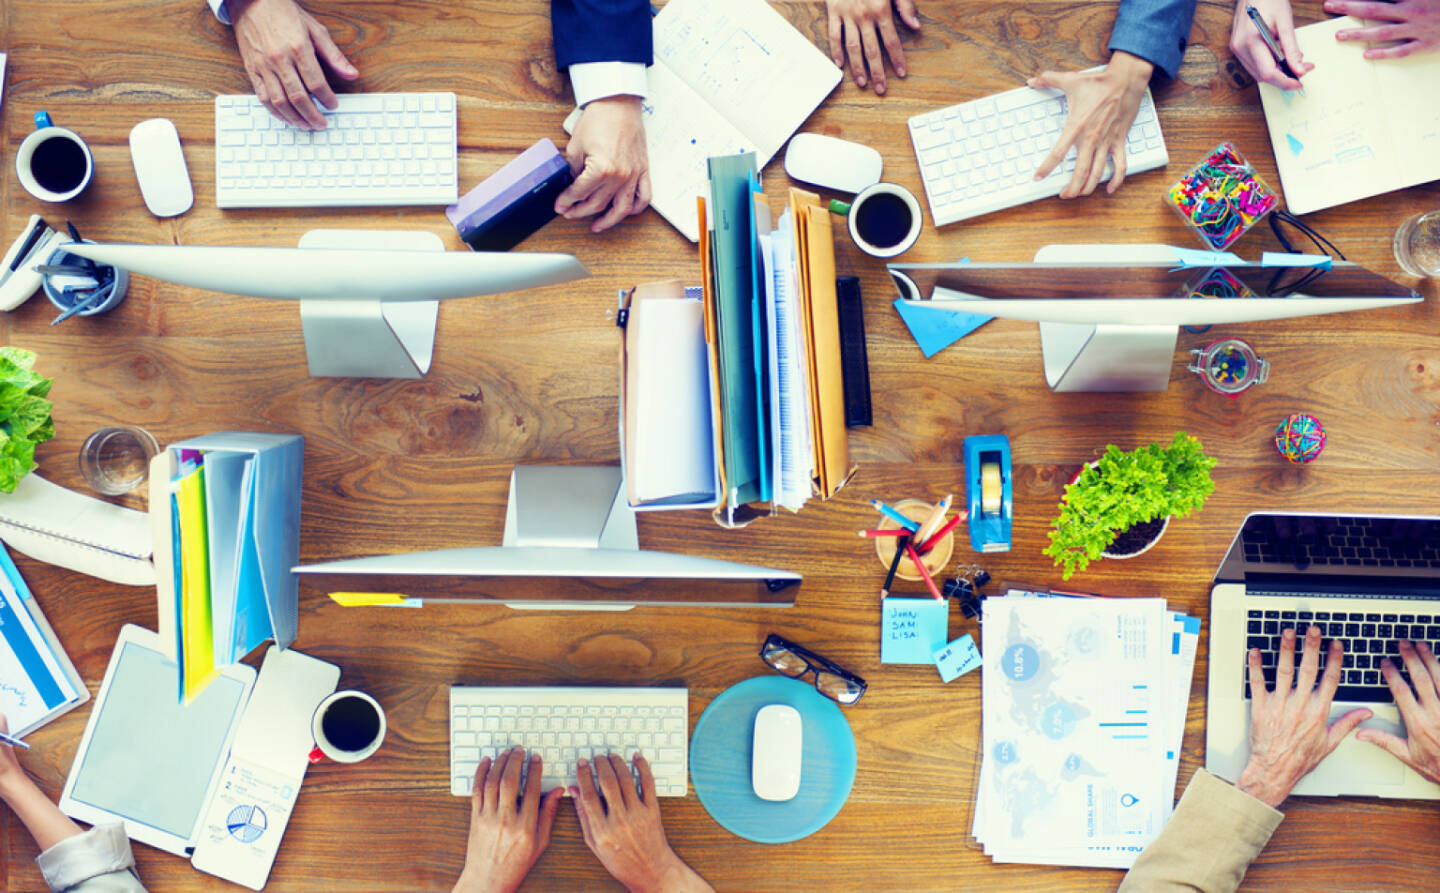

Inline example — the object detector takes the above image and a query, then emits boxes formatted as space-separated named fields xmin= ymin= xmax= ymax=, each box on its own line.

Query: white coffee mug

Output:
xmin=16 ymin=111 xmax=94 ymax=203
xmin=310 ymin=690 xmax=386 ymax=763
xmin=843 ymin=182 xmax=922 ymax=259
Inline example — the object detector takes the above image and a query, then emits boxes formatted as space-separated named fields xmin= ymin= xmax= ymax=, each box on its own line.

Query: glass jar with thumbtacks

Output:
xmin=760 ymin=634 xmax=866 ymax=706
xmin=1187 ymin=338 xmax=1269 ymax=397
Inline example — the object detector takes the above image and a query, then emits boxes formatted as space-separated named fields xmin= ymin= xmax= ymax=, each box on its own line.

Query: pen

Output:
xmin=905 ymin=541 xmax=944 ymax=601
xmin=871 ymin=499 xmax=920 ymax=533
xmin=0 ymin=218 xmax=49 ymax=290
xmin=917 ymin=513 xmax=965 ymax=554
xmin=913 ymin=494 xmax=953 ymax=543
xmin=858 ymin=528 xmax=909 ymax=538
xmin=1245 ymin=5 xmax=1303 ymax=85
xmin=880 ymin=535 xmax=908 ymax=599
xmin=0 ymin=730 xmax=30 ymax=750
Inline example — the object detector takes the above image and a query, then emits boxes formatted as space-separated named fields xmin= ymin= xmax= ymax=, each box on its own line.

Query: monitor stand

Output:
xmin=1034 ymin=243 xmax=1180 ymax=392
xmin=296 ymin=229 xmax=441 ymax=379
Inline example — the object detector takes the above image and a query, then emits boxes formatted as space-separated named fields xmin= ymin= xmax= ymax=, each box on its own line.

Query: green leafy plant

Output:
xmin=1044 ymin=432 xmax=1216 ymax=580
xmin=0 ymin=347 xmax=56 ymax=493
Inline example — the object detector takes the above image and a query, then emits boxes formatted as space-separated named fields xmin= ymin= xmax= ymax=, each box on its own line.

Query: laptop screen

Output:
xmin=1213 ymin=512 xmax=1440 ymax=594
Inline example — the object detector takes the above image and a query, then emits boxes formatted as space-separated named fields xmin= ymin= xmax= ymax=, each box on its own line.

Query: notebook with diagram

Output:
xmin=1259 ymin=16 xmax=1440 ymax=215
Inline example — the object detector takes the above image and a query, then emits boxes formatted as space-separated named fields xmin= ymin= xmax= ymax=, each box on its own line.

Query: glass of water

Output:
xmin=78 ymin=426 xmax=159 ymax=495
xmin=1394 ymin=211 xmax=1440 ymax=278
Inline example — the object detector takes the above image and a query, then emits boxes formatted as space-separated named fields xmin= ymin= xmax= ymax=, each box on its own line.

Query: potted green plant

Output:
xmin=1044 ymin=432 xmax=1216 ymax=580
xmin=0 ymin=347 xmax=55 ymax=493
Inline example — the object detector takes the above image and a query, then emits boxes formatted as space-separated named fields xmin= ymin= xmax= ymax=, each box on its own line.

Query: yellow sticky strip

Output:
xmin=329 ymin=592 xmax=410 ymax=607
xmin=980 ymin=462 xmax=1002 ymax=515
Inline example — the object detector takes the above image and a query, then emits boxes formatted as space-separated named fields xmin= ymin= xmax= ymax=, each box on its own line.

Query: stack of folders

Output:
xmin=150 ymin=432 xmax=303 ymax=703
xmin=973 ymin=589 xmax=1200 ymax=868
xmin=635 ymin=152 xmax=849 ymax=526
xmin=0 ymin=543 xmax=87 ymax=736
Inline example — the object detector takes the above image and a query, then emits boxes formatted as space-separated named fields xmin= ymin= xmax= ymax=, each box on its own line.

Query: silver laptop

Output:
xmin=1207 ymin=511 xmax=1440 ymax=798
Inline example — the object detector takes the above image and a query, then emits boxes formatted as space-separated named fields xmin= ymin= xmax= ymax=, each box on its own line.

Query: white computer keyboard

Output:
xmin=449 ymin=686 xmax=689 ymax=798
xmin=214 ymin=92 xmax=458 ymax=209
xmin=908 ymin=79 xmax=1168 ymax=227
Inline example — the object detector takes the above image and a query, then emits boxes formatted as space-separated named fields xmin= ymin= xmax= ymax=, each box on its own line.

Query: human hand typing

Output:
xmin=1029 ymin=51 xmax=1152 ymax=199
xmin=555 ymin=97 xmax=651 ymax=234
xmin=1235 ymin=626 xmax=1372 ymax=807
xmin=825 ymin=0 xmax=921 ymax=95
xmin=1356 ymin=641 xmax=1440 ymax=785
xmin=1327 ymin=0 xmax=1440 ymax=59
xmin=229 ymin=0 xmax=359 ymax=130
xmin=1229 ymin=0 xmax=1312 ymax=91
xmin=571 ymin=753 xmax=713 ymax=893
xmin=453 ymin=748 xmax=563 ymax=893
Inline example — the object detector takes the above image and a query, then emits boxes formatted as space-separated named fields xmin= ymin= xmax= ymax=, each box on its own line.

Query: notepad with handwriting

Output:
xmin=564 ymin=0 xmax=841 ymax=242
xmin=1259 ymin=16 xmax=1440 ymax=215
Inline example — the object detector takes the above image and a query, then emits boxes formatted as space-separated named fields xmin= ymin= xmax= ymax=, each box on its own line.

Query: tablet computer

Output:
xmin=59 ymin=624 xmax=256 ymax=856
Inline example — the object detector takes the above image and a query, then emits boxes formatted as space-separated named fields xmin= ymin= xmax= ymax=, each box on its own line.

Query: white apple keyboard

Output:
xmin=908 ymin=78 xmax=1168 ymax=226
xmin=214 ymin=92 xmax=458 ymax=209
xmin=448 ymin=686 xmax=689 ymax=798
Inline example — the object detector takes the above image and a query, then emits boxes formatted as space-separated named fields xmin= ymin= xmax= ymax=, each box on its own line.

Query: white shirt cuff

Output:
xmin=36 ymin=823 xmax=139 ymax=893
xmin=209 ymin=0 xmax=231 ymax=25
xmin=568 ymin=62 xmax=648 ymax=108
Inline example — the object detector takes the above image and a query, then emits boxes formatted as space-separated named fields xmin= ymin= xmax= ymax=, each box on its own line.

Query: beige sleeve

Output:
xmin=1118 ymin=769 xmax=1284 ymax=893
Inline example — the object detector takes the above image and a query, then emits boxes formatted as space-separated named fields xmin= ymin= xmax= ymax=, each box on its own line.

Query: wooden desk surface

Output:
xmin=3 ymin=1 xmax=1438 ymax=890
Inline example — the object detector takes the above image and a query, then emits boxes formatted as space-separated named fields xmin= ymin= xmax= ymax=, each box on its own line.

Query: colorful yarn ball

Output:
xmin=1274 ymin=413 xmax=1325 ymax=464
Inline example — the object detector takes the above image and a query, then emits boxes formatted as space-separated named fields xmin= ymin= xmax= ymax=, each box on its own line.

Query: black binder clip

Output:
xmin=942 ymin=564 xmax=990 ymax=620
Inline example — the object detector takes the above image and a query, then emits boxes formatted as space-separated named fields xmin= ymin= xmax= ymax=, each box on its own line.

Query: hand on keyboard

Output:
xmin=455 ymin=748 xmax=563 ymax=893
xmin=1236 ymin=626 xmax=1373 ymax=807
xmin=1357 ymin=641 xmax=1440 ymax=786
xmin=1029 ymin=51 xmax=1156 ymax=198
xmin=230 ymin=0 xmax=359 ymax=131
xmin=556 ymin=97 xmax=652 ymax=234
xmin=824 ymin=0 xmax=922 ymax=95
xmin=572 ymin=753 xmax=716 ymax=893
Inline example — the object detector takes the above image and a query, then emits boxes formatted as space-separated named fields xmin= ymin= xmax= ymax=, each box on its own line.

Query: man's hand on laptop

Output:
xmin=1357 ymin=641 xmax=1440 ymax=785
xmin=1235 ymin=626 xmax=1373 ymax=808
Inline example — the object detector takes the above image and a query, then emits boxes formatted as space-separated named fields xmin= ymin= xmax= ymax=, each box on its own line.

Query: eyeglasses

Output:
xmin=759 ymin=634 xmax=867 ymax=705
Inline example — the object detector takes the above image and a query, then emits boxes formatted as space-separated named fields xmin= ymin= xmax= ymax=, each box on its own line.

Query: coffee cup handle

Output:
xmin=34 ymin=111 xmax=53 ymax=130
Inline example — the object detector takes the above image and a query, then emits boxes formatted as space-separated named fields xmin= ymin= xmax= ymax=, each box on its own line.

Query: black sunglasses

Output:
xmin=759 ymin=634 xmax=867 ymax=705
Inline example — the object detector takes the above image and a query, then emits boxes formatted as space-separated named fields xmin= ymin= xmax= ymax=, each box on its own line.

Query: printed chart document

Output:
xmin=1259 ymin=16 xmax=1440 ymax=214
xmin=564 ymin=0 xmax=841 ymax=241
xmin=0 ymin=544 xmax=85 ymax=736
xmin=973 ymin=592 xmax=1199 ymax=868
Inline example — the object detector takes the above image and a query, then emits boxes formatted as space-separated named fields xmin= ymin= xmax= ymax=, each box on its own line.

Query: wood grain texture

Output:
xmin=4 ymin=0 xmax=1440 ymax=890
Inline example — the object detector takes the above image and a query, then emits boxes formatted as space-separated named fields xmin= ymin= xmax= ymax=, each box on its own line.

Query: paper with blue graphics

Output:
xmin=1261 ymin=252 xmax=1331 ymax=271
xmin=1169 ymin=247 xmax=1241 ymax=270
xmin=880 ymin=597 xmax=949 ymax=664
xmin=893 ymin=258 xmax=991 ymax=358
xmin=973 ymin=594 xmax=1181 ymax=868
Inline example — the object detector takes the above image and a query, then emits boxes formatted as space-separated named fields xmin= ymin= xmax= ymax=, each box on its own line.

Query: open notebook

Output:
xmin=1259 ymin=16 xmax=1440 ymax=215
xmin=563 ymin=0 xmax=840 ymax=242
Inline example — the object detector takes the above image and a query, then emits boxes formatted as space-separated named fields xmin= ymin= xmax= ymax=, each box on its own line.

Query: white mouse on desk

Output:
xmin=752 ymin=703 xmax=803 ymax=801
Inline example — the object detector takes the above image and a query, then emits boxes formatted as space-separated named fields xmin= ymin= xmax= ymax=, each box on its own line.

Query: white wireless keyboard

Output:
xmin=214 ymin=92 xmax=458 ymax=209
xmin=449 ymin=686 xmax=689 ymax=798
xmin=908 ymin=79 xmax=1168 ymax=226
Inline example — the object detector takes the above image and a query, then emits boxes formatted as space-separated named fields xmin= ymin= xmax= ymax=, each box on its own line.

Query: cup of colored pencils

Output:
xmin=865 ymin=497 xmax=959 ymax=584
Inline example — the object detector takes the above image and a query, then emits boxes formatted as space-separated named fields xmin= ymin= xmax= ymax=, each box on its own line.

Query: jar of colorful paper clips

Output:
xmin=1186 ymin=337 xmax=1269 ymax=398
xmin=1166 ymin=143 xmax=1279 ymax=251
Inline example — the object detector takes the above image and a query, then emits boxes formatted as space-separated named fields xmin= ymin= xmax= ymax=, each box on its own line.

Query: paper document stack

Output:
xmin=0 ymin=543 xmax=87 ymax=736
xmin=151 ymin=432 xmax=303 ymax=703
xmin=973 ymin=589 xmax=1200 ymax=868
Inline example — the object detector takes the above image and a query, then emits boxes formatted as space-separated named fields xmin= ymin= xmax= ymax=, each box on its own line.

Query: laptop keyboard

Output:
xmin=1244 ymin=607 xmax=1440 ymax=701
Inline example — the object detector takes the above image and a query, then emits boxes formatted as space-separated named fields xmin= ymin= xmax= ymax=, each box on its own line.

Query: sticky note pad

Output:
xmin=933 ymin=634 xmax=981 ymax=682
xmin=881 ymin=597 xmax=950 ymax=664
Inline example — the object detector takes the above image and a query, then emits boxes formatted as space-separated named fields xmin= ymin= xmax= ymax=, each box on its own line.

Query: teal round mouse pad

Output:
xmin=688 ymin=675 xmax=858 ymax=844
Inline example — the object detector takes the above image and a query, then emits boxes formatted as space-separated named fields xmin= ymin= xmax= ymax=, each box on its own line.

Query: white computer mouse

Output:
xmin=783 ymin=133 xmax=883 ymax=194
xmin=752 ymin=703 xmax=802 ymax=801
xmin=129 ymin=118 xmax=193 ymax=217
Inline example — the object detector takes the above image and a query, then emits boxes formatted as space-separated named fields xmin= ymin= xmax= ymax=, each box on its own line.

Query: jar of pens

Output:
xmin=863 ymin=496 xmax=966 ymax=600
xmin=39 ymin=224 xmax=128 ymax=326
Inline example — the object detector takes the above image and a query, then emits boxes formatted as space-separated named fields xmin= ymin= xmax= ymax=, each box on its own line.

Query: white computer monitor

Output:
xmin=293 ymin=466 xmax=802 ymax=610
xmin=889 ymin=243 xmax=1421 ymax=392
xmin=65 ymin=231 xmax=589 ymax=379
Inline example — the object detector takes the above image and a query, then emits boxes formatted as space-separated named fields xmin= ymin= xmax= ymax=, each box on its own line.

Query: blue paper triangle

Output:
xmin=894 ymin=300 xmax=992 ymax=358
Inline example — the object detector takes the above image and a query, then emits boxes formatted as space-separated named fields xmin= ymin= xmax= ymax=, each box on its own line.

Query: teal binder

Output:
xmin=707 ymin=152 xmax=762 ymax=508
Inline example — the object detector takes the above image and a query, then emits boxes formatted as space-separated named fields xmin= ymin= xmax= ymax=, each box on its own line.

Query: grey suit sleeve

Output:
xmin=1117 ymin=770 xmax=1284 ymax=893
xmin=1108 ymin=0 xmax=1199 ymax=79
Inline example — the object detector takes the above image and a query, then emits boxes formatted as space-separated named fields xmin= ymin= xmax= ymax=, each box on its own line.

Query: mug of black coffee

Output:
xmin=16 ymin=112 xmax=94 ymax=203
xmin=310 ymin=690 xmax=386 ymax=763
xmin=837 ymin=182 xmax=922 ymax=258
